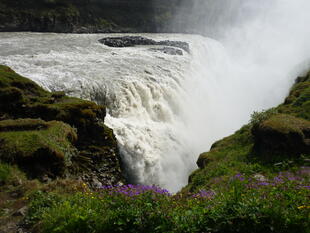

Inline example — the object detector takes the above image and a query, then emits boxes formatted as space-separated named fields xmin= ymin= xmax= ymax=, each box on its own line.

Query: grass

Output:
xmin=23 ymin=179 xmax=310 ymax=233
xmin=1 ymin=69 xmax=309 ymax=232
xmin=0 ymin=119 xmax=77 ymax=162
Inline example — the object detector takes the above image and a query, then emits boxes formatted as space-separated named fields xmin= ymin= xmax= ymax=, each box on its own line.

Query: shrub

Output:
xmin=249 ymin=108 xmax=278 ymax=126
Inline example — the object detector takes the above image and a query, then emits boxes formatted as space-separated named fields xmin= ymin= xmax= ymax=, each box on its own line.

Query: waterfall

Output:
xmin=0 ymin=0 xmax=309 ymax=192
xmin=0 ymin=33 xmax=209 ymax=192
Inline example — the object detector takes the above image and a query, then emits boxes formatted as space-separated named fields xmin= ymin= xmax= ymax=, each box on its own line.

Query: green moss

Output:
xmin=185 ymin=125 xmax=261 ymax=193
xmin=0 ymin=119 xmax=77 ymax=160
xmin=0 ymin=65 xmax=123 ymax=188
xmin=0 ymin=65 xmax=47 ymax=96
xmin=0 ymin=162 xmax=26 ymax=185
xmin=260 ymin=114 xmax=310 ymax=135
xmin=0 ymin=65 xmax=106 ymax=127
xmin=278 ymin=72 xmax=310 ymax=120
xmin=0 ymin=119 xmax=77 ymax=177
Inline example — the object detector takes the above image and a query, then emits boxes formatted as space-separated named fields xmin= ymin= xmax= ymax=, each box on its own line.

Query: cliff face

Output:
xmin=0 ymin=0 xmax=183 ymax=33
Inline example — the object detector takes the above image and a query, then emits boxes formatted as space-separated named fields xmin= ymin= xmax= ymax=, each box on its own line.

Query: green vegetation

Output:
xmin=1 ymin=65 xmax=309 ymax=232
xmin=186 ymin=72 xmax=310 ymax=193
xmin=22 ymin=177 xmax=309 ymax=233
xmin=11 ymin=71 xmax=308 ymax=233
xmin=0 ymin=119 xmax=77 ymax=177
xmin=0 ymin=65 xmax=124 ymax=232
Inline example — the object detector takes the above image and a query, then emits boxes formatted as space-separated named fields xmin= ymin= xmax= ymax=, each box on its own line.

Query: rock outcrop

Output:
xmin=99 ymin=36 xmax=190 ymax=53
xmin=0 ymin=65 xmax=124 ymax=187
xmin=252 ymin=114 xmax=310 ymax=159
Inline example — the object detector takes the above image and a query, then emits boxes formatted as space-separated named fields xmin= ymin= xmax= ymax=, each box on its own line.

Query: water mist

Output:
xmin=177 ymin=0 xmax=310 ymax=160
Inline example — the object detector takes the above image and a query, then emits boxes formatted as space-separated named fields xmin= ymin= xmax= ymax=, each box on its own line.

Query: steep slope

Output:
xmin=185 ymin=71 xmax=310 ymax=193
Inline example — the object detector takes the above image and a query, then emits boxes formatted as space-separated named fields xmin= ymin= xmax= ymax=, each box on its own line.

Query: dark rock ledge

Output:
xmin=99 ymin=36 xmax=190 ymax=54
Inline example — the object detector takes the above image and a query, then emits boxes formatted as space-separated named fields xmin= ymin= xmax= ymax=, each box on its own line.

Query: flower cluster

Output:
xmin=232 ymin=166 xmax=310 ymax=190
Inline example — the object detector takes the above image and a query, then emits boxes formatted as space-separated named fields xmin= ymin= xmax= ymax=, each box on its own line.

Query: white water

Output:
xmin=0 ymin=1 xmax=310 ymax=192
xmin=0 ymin=33 xmax=207 ymax=192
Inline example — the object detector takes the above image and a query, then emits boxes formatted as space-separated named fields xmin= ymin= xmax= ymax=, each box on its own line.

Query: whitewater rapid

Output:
xmin=0 ymin=32 xmax=307 ymax=192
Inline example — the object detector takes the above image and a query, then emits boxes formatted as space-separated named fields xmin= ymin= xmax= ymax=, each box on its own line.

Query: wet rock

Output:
xmin=99 ymin=36 xmax=155 ymax=47
xmin=149 ymin=47 xmax=183 ymax=55
xmin=99 ymin=36 xmax=190 ymax=53
xmin=157 ymin=40 xmax=190 ymax=53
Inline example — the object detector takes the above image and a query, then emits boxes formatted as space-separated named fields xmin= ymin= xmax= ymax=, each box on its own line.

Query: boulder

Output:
xmin=252 ymin=114 xmax=310 ymax=159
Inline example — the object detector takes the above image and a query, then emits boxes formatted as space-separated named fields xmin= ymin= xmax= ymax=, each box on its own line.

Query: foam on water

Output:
xmin=0 ymin=33 xmax=202 ymax=192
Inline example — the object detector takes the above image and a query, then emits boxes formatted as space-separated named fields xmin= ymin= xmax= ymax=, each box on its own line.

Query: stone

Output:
xmin=13 ymin=206 xmax=28 ymax=217
xmin=99 ymin=36 xmax=190 ymax=53
xmin=252 ymin=114 xmax=310 ymax=159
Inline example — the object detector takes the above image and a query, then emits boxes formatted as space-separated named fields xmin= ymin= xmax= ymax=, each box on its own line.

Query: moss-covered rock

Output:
xmin=0 ymin=119 xmax=77 ymax=178
xmin=278 ymin=71 xmax=310 ymax=120
xmin=252 ymin=114 xmax=310 ymax=159
xmin=0 ymin=65 xmax=124 ymax=187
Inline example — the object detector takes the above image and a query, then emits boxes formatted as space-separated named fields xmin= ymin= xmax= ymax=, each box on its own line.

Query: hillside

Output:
xmin=0 ymin=66 xmax=308 ymax=233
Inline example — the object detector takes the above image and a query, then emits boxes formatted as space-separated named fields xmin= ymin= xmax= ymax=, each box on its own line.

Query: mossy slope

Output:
xmin=0 ymin=65 xmax=124 ymax=186
xmin=0 ymin=119 xmax=77 ymax=178
xmin=186 ymin=72 xmax=310 ymax=193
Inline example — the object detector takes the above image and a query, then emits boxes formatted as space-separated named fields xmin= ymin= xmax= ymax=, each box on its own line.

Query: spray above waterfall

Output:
xmin=175 ymin=0 xmax=310 ymax=155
